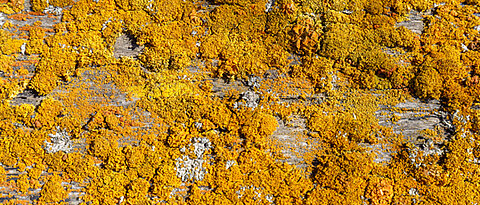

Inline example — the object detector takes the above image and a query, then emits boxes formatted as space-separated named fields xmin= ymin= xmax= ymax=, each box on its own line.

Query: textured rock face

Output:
xmin=396 ymin=10 xmax=425 ymax=34
xmin=1 ymin=0 xmax=480 ymax=204
xmin=113 ymin=34 xmax=144 ymax=59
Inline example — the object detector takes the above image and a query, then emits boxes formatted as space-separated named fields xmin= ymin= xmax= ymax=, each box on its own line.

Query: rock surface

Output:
xmin=0 ymin=1 xmax=456 ymax=204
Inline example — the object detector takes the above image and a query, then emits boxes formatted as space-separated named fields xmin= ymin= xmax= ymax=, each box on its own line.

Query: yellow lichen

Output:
xmin=413 ymin=65 xmax=442 ymax=100
xmin=3 ymin=0 xmax=480 ymax=204
xmin=38 ymin=174 xmax=69 ymax=203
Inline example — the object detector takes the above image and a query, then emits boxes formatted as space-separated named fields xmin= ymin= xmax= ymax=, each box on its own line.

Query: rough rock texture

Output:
xmin=113 ymin=34 xmax=144 ymax=59
xmin=0 ymin=1 xmax=455 ymax=204
xmin=395 ymin=10 xmax=426 ymax=34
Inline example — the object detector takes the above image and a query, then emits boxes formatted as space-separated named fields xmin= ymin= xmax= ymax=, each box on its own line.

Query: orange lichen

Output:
xmin=31 ymin=0 xmax=48 ymax=12
xmin=413 ymin=65 xmax=442 ymax=99
xmin=0 ymin=29 xmax=25 ymax=55
xmin=365 ymin=177 xmax=394 ymax=205
xmin=33 ymin=97 xmax=63 ymax=128
xmin=241 ymin=112 xmax=278 ymax=147
xmin=38 ymin=174 xmax=68 ymax=203
xmin=0 ymin=0 xmax=24 ymax=14
xmin=16 ymin=174 xmax=29 ymax=194
xmin=3 ymin=0 xmax=480 ymax=204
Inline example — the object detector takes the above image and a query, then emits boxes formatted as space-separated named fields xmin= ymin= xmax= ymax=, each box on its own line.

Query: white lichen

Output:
xmin=408 ymin=139 xmax=443 ymax=168
xmin=234 ymin=91 xmax=259 ymax=109
xmin=247 ymin=75 xmax=261 ymax=89
xmin=236 ymin=185 xmax=272 ymax=202
xmin=0 ymin=13 xmax=5 ymax=27
xmin=20 ymin=43 xmax=26 ymax=55
xmin=43 ymin=5 xmax=63 ymax=16
xmin=44 ymin=127 xmax=73 ymax=154
xmin=226 ymin=160 xmax=236 ymax=169
xmin=175 ymin=137 xmax=212 ymax=182
xmin=265 ymin=0 xmax=275 ymax=12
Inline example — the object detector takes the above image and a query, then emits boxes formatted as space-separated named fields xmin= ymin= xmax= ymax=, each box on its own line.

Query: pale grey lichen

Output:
xmin=194 ymin=121 xmax=203 ymax=129
xmin=175 ymin=137 xmax=212 ymax=182
xmin=461 ymin=43 xmax=469 ymax=52
xmin=433 ymin=2 xmax=446 ymax=7
xmin=475 ymin=25 xmax=480 ymax=31
xmin=265 ymin=0 xmax=275 ymax=12
xmin=225 ymin=160 xmax=236 ymax=169
xmin=43 ymin=5 xmax=63 ymax=16
xmin=101 ymin=18 xmax=112 ymax=31
xmin=409 ymin=188 xmax=419 ymax=204
xmin=0 ymin=13 xmax=5 ymax=27
xmin=236 ymin=185 xmax=273 ymax=202
xmin=20 ymin=43 xmax=26 ymax=55
xmin=234 ymin=91 xmax=259 ymax=109
xmin=247 ymin=75 xmax=261 ymax=89
xmin=408 ymin=139 xmax=443 ymax=168
xmin=44 ymin=127 xmax=73 ymax=154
